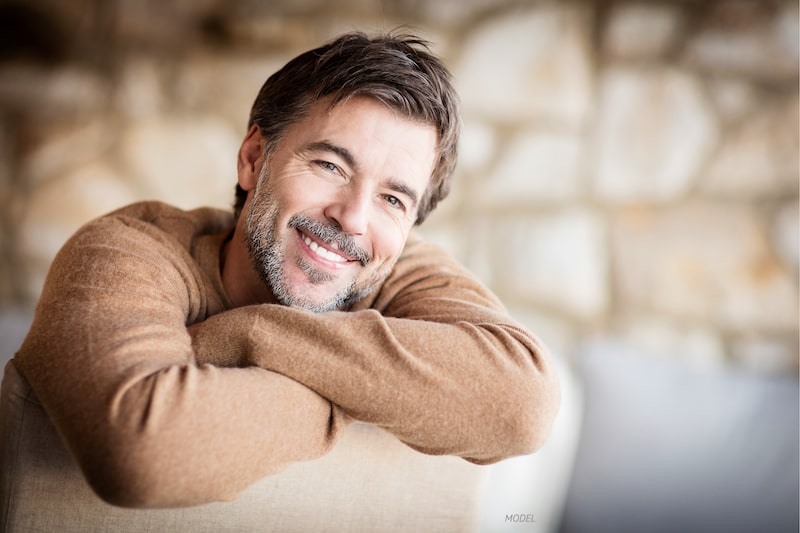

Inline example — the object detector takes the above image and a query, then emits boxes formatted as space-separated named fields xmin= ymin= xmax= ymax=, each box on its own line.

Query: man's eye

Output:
xmin=384 ymin=195 xmax=405 ymax=211
xmin=317 ymin=161 xmax=340 ymax=174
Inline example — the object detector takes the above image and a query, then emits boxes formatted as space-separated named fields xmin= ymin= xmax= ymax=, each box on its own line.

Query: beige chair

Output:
xmin=0 ymin=360 xmax=488 ymax=532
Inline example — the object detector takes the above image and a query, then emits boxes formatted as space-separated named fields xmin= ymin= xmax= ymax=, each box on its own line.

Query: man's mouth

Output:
xmin=289 ymin=215 xmax=371 ymax=266
xmin=301 ymin=233 xmax=348 ymax=263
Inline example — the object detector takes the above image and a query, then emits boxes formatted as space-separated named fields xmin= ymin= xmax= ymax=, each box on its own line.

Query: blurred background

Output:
xmin=0 ymin=0 xmax=797 ymax=532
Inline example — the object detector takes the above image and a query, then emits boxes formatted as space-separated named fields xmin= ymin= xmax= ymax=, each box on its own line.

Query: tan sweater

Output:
xmin=15 ymin=201 xmax=560 ymax=509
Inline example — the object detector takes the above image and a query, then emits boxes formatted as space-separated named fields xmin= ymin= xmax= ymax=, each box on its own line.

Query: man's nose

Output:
xmin=323 ymin=187 xmax=370 ymax=235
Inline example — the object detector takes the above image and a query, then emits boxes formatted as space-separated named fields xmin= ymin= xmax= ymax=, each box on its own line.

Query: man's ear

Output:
xmin=237 ymin=125 xmax=264 ymax=192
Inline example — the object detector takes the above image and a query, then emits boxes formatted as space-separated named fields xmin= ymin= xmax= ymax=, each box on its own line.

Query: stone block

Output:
xmin=455 ymin=4 xmax=593 ymax=125
xmin=478 ymin=129 xmax=582 ymax=206
xmin=683 ymin=1 xmax=799 ymax=82
xmin=405 ymin=0 xmax=512 ymax=27
xmin=705 ymin=77 xmax=759 ymax=125
xmin=114 ymin=58 xmax=168 ymax=119
xmin=700 ymin=96 xmax=798 ymax=197
xmin=604 ymin=3 xmax=683 ymax=60
xmin=20 ymin=119 xmax=115 ymax=188
xmin=222 ymin=16 xmax=322 ymax=50
xmin=457 ymin=118 xmax=497 ymax=175
xmin=120 ymin=116 xmax=241 ymax=211
xmin=112 ymin=0 xmax=221 ymax=48
xmin=612 ymin=203 xmax=799 ymax=331
xmin=175 ymin=54 xmax=289 ymax=129
xmin=488 ymin=209 xmax=609 ymax=320
xmin=0 ymin=65 xmax=109 ymax=118
xmin=592 ymin=67 xmax=718 ymax=202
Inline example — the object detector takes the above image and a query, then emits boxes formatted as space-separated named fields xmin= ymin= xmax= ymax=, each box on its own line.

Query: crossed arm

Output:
xmin=190 ymin=236 xmax=560 ymax=462
xmin=14 ymin=209 xmax=560 ymax=508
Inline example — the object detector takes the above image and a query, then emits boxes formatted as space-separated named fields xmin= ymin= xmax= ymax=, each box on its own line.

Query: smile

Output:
xmin=301 ymin=233 xmax=348 ymax=263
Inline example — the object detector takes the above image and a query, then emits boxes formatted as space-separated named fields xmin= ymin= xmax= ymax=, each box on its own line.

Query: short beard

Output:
xmin=243 ymin=175 xmax=382 ymax=313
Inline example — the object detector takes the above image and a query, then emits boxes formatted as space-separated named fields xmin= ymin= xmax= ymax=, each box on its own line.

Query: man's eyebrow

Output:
xmin=304 ymin=141 xmax=358 ymax=170
xmin=386 ymin=179 xmax=420 ymax=208
xmin=304 ymin=140 xmax=421 ymax=208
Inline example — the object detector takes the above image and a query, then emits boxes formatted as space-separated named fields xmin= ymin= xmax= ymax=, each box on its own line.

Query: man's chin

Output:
xmin=270 ymin=260 xmax=388 ymax=312
xmin=279 ymin=284 xmax=353 ymax=313
xmin=285 ymin=282 xmax=378 ymax=313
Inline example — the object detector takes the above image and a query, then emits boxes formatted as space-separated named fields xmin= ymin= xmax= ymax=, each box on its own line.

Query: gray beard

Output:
xmin=243 ymin=191 xmax=380 ymax=313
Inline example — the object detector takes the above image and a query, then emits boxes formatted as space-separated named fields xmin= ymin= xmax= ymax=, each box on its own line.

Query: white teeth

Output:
xmin=303 ymin=236 xmax=347 ymax=263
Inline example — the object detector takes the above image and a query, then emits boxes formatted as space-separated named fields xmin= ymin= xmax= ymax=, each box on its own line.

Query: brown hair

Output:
xmin=235 ymin=31 xmax=460 ymax=225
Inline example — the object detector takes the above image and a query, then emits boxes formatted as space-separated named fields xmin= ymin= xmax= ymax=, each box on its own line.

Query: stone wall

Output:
xmin=1 ymin=0 xmax=797 ymax=374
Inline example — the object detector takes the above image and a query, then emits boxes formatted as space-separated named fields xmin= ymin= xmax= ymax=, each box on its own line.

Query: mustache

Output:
xmin=288 ymin=215 xmax=372 ymax=266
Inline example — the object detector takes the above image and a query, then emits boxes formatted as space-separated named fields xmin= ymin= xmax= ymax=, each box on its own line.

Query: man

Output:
xmin=9 ymin=32 xmax=560 ymax=508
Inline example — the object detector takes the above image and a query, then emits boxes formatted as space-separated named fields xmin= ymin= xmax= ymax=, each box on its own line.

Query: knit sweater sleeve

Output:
xmin=14 ymin=207 xmax=348 ymax=508
xmin=189 ymin=235 xmax=561 ymax=464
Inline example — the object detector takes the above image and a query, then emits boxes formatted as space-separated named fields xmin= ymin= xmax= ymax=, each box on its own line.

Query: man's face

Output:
xmin=241 ymin=96 xmax=438 ymax=312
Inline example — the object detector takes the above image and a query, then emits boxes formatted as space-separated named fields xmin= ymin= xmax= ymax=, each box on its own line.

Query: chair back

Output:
xmin=0 ymin=360 xmax=487 ymax=532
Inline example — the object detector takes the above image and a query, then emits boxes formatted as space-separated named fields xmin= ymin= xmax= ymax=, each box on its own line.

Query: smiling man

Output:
xmin=229 ymin=96 xmax=438 ymax=312
xmin=7 ymin=32 xmax=560 ymax=508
